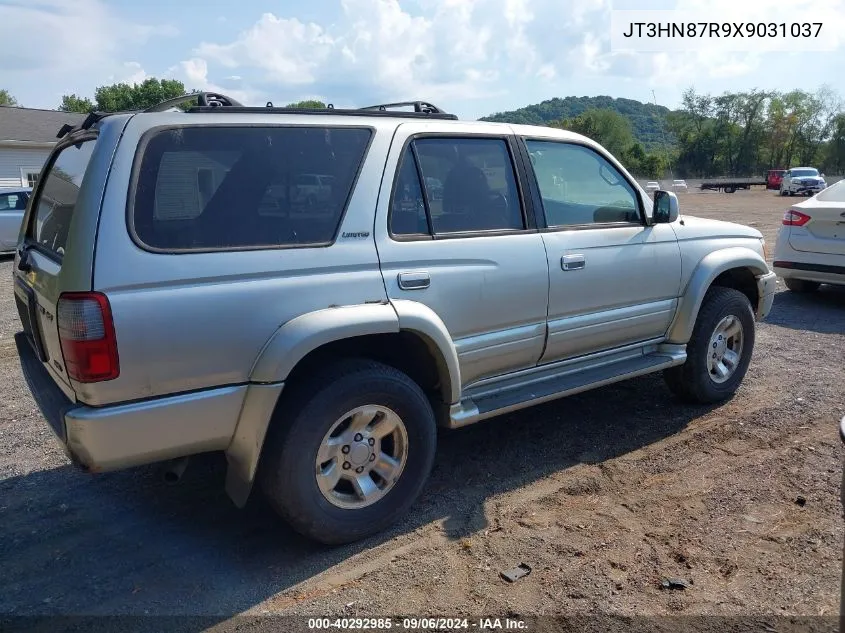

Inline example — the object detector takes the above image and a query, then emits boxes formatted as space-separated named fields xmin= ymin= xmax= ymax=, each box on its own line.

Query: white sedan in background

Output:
xmin=671 ymin=179 xmax=688 ymax=192
xmin=0 ymin=187 xmax=31 ymax=254
xmin=773 ymin=179 xmax=845 ymax=292
xmin=645 ymin=181 xmax=660 ymax=192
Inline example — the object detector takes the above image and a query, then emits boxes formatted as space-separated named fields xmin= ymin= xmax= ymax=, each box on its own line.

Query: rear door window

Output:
xmin=130 ymin=126 xmax=373 ymax=251
xmin=28 ymin=139 xmax=97 ymax=258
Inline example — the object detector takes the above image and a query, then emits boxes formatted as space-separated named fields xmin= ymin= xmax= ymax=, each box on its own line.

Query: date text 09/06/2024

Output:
xmin=307 ymin=618 xmax=528 ymax=630
xmin=622 ymin=21 xmax=823 ymax=38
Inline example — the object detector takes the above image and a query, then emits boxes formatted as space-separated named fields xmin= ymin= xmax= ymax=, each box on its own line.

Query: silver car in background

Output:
xmin=0 ymin=187 xmax=31 ymax=253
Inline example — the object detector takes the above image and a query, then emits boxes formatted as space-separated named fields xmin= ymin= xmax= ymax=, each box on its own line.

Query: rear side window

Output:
xmin=29 ymin=140 xmax=97 ymax=258
xmin=131 ymin=126 xmax=372 ymax=251
xmin=389 ymin=137 xmax=525 ymax=236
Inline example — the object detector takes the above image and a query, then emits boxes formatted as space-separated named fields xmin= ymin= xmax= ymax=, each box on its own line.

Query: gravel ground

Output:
xmin=0 ymin=189 xmax=843 ymax=629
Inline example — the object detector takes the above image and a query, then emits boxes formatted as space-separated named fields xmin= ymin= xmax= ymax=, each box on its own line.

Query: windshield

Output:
xmin=791 ymin=169 xmax=819 ymax=178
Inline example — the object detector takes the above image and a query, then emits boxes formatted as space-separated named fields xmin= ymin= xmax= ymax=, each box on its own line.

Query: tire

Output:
xmin=784 ymin=278 xmax=821 ymax=293
xmin=258 ymin=359 xmax=437 ymax=545
xmin=663 ymin=287 xmax=755 ymax=404
xmin=724 ymin=186 xmax=735 ymax=193
xmin=780 ymin=188 xmax=787 ymax=197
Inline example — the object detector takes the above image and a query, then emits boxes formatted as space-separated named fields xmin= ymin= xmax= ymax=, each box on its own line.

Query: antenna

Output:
xmin=652 ymin=89 xmax=674 ymax=182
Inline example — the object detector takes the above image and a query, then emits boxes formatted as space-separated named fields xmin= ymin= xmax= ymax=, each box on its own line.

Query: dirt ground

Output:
xmin=1 ymin=189 xmax=844 ymax=630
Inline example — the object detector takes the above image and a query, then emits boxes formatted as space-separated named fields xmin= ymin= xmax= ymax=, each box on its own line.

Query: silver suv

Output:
xmin=13 ymin=93 xmax=777 ymax=544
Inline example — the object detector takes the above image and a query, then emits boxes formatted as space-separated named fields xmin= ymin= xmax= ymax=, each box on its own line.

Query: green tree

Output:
xmin=58 ymin=94 xmax=96 ymax=113
xmin=59 ymin=78 xmax=191 ymax=113
xmin=823 ymin=113 xmax=845 ymax=174
xmin=0 ymin=89 xmax=18 ymax=106
xmin=551 ymin=108 xmax=635 ymax=158
xmin=285 ymin=100 xmax=326 ymax=109
xmin=640 ymin=154 xmax=665 ymax=179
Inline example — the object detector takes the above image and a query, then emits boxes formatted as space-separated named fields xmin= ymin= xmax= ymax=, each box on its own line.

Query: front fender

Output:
xmin=666 ymin=247 xmax=770 ymax=344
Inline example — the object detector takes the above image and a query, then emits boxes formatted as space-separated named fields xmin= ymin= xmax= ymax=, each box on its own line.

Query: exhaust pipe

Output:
xmin=162 ymin=456 xmax=190 ymax=484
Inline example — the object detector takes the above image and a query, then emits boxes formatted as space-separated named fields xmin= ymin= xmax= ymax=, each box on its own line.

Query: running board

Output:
xmin=447 ymin=350 xmax=686 ymax=429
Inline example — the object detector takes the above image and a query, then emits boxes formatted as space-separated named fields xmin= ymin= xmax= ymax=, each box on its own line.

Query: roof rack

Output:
xmin=358 ymin=101 xmax=447 ymax=114
xmin=55 ymin=92 xmax=246 ymax=139
xmin=56 ymin=93 xmax=457 ymax=138
xmin=187 ymin=94 xmax=458 ymax=119
xmin=144 ymin=92 xmax=244 ymax=112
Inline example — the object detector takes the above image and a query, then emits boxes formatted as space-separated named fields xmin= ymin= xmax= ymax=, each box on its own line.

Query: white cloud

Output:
xmin=0 ymin=0 xmax=177 ymax=74
xmin=186 ymin=0 xmax=835 ymax=109
xmin=110 ymin=61 xmax=149 ymax=86
xmin=185 ymin=0 xmax=619 ymax=105
xmin=166 ymin=58 xmax=254 ymax=105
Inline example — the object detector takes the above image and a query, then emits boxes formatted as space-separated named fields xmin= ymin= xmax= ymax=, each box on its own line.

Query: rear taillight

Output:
xmin=57 ymin=292 xmax=119 ymax=383
xmin=782 ymin=210 xmax=811 ymax=226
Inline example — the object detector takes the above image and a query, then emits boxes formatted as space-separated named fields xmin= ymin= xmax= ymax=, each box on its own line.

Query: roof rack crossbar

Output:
xmin=144 ymin=91 xmax=244 ymax=113
xmin=358 ymin=101 xmax=447 ymax=114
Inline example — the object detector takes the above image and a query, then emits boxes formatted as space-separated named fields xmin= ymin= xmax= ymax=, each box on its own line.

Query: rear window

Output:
xmin=29 ymin=140 xmax=96 ymax=258
xmin=131 ymin=126 xmax=372 ymax=251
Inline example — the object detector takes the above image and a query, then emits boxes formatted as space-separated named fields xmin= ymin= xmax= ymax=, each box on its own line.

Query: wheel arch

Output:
xmin=666 ymin=247 xmax=769 ymax=344
xmin=225 ymin=302 xmax=460 ymax=507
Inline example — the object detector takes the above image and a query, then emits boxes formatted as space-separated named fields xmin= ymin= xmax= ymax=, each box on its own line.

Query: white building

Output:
xmin=0 ymin=106 xmax=85 ymax=188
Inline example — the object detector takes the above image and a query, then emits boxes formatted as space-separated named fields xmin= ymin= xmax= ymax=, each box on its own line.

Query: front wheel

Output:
xmin=258 ymin=359 xmax=437 ymax=545
xmin=664 ymin=287 xmax=755 ymax=404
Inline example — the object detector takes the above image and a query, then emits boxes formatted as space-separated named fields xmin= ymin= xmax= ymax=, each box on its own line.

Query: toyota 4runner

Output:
xmin=12 ymin=93 xmax=777 ymax=544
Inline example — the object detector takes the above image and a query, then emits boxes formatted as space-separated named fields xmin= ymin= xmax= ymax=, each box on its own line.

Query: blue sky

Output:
xmin=2 ymin=0 xmax=844 ymax=118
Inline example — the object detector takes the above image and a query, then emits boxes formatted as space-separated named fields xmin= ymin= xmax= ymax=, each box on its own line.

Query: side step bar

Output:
xmin=447 ymin=349 xmax=687 ymax=429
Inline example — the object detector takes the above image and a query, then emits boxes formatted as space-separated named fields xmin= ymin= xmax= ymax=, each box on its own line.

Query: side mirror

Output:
xmin=652 ymin=190 xmax=679 ymax=224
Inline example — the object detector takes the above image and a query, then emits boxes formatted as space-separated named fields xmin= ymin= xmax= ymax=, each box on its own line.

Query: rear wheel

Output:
xmin=784 ymin=278 xmax=821 ymax=293
xmin=258 ymin=359 xmax=437 ymax=545
xmin=664 ymin=287 xmax=755 ymax=404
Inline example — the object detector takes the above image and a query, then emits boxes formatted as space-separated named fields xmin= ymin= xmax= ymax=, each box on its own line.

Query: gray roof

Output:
xmin=0 ymin=106 xmax=86 ymax=143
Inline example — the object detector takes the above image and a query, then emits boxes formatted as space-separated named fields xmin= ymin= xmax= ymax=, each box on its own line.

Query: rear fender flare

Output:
xmin=225 ymin=302 xmax=461 ymax=507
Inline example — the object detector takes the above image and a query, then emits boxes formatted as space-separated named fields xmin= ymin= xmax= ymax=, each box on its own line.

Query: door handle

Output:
xmin=561 ymin=254 xmax=585 ymax=271
xmin=398 ymin=271 xmax=430 ymax=290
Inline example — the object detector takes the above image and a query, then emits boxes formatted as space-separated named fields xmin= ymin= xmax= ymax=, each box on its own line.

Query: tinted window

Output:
xmin=29 ymin=139 xmax=97 ymax=258
xmin=406 ymin=138 xmax=524 ymax=234
xmin=791 ymin=168 xmax=819 ymax=178
xmin=389 ymin=152 xmax=429 ymax=236
xmin=525 ymin=141 xmax=640 ymax=226
xmin=132 ymin=126 xmax=372 ymax=251
xmin=0 ymin=192 xmax=28 ymax=212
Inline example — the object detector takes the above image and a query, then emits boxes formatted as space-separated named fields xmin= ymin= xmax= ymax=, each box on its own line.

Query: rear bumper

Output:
xmin=15 ymin=332 xmax=247 ymax=472
xmin=755 ymin=271 xmax=777 ymax=320
xmin=773 ymin=261 xmax=845 ymax=286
